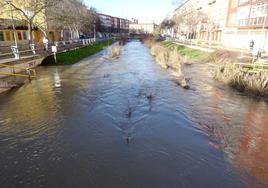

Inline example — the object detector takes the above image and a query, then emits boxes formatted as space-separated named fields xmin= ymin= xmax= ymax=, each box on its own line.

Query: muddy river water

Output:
xmin=0 ymin=41 xmax=267 ymax=188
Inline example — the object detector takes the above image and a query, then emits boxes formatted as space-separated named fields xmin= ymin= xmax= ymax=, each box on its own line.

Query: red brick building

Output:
xmin=223 ymin=0 xmax=268 ymax=51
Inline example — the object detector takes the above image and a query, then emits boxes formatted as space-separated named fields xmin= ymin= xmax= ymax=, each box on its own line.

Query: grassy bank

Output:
xmin=42 ymin=39 xmax=114 ymax=65
xmin=160 ymin=41 xmax=209 ymax=61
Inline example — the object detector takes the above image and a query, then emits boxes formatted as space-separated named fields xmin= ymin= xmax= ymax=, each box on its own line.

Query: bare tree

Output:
xmin=2 ymin=0 xmax=60 ymax=43
xmin=47 ymin=0 xmax=97 ymax=40
xmin=161 ymin=19 xmax=175 ymax=36
xmin=172 ymin=7 xmax=209 ymax=40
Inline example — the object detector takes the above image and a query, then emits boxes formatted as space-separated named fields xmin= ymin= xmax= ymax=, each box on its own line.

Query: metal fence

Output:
xmin=0 ymin=37 xmax=102 ymax=60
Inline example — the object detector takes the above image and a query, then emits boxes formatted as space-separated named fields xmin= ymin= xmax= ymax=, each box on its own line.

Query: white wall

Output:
xmin=222 ymin=29 xmax=268 ymax=51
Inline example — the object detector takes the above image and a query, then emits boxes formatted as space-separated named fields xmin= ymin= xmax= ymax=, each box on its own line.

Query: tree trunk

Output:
xmin=28 ymin=22 xmax=33 ymax=45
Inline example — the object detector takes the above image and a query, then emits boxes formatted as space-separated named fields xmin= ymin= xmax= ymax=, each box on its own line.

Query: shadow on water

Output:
xmin=0 ymin=41 xmax=267 ymax=188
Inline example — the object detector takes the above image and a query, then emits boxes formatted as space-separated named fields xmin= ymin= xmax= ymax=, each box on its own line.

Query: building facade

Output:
xmin=0 ymin=1 xmax=62 ymax=47
xmin=0 ymin=2 xmax=44 ymax=46
xmin=223 ymin=0 xmax=268 ymax=51
xmin=129 ymin=22 xmax=157 ymax=34
xmin=172 ymin=0 xmax=229 ymax=43
xmin=98 ymin=13 xmax=129 ymax=33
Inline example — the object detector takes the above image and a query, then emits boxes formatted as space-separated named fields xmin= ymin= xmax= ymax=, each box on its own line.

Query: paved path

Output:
xmin=171 ymin=40 xmax=268 ymax=62
xmin=0 ymin=55 xmax=40 ymax=64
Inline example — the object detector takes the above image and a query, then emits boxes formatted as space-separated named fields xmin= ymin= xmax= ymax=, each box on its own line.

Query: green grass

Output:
xmin=42 ymin=39 xmax=114 ymax=65
xmin=160 ymin=41 xmax=209 ymax=61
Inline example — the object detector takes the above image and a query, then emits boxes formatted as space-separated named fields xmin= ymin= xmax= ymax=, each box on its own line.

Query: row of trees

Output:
xmin=161 ymin=7 xmax=215 ymax=40
xmin=0 ymin=0 xmax=99 ymax=43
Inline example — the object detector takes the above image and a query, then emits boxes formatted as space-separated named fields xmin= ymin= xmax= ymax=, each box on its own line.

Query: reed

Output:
xmin=150 ymin=43 xmax=189 ymax=88
xmin=109 ymin=45 xmax=122 ymax=59
xmin=213 ymin=62 xmax=268 ymax=96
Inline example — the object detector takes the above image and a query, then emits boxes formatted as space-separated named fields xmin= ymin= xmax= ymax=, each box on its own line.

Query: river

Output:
xmin=0 ymin=41 xmax=267 ymax=188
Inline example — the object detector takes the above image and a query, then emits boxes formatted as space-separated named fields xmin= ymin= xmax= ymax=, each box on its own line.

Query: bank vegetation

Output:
xmin=210 ymin=51 xmax=268 ymax=96
xmin=144 ymin=36 xmax=268 ymax=97
xmin=143 ymin=37 xmax=191 ymax=89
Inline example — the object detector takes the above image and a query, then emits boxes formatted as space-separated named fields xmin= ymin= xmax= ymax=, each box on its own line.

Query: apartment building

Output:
xmin=129 ymin=22 xmax=157 ymax=34
xmin=0 ymin=1 xmax=64 ymax=46
xmin=98 ymin=13 xmax=129 ymax=33
xmin=173 ymin=0 xmax=229 ymax=43
xmin=0 ymin=2 xmax=44 ymax=46
xmin=197 ymin=0 xmax=229 ymax=42
xmin=224 ymin=0 xmax=268 ymax=51
xmin=119 ymin=18 xmax=129 ymax=33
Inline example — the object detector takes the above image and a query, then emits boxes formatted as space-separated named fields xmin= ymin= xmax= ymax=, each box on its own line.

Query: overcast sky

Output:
xmin=84 ymin=0 xmax=177 ymax=24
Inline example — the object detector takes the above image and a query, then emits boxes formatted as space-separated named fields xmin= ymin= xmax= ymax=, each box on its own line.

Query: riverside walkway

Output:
xmin=0 ymin=38 xmax=99 ymax=93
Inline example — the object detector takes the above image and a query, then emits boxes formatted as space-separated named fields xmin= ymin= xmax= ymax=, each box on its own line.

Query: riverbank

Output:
xmin=0 ymin=40 xmax=115 ymax=94
xmin=160 ymin=41 xmax=209 ymax=62
xmin=42 ymin=39 xmax=115 ymax=65
xmin=145 ymin=37 xmax=268 ymax=98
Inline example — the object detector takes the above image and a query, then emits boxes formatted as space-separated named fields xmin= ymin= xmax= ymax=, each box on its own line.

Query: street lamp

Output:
xmin=6 ymin=0 xmax=19 ymax=59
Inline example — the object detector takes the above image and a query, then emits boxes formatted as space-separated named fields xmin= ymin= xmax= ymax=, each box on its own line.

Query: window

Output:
xmin=236 ymin=6 xmax=250 ymax=26
xmin=22 ymin=31 xmax=27 ymax=40
xmin=250 ymin=4 xmax=268 ymax=18
xmin=0 ymin=31 xmax=4 ymax=41
xmin=17 ymin=31 xmax=22 ymax=40
xmin=5 ymin=31 xmax=11 ymax=41
xmin=249 ymin=4 xmax=268 ymax=25
xmin=239 ymin=0 xmax=249 ymax=6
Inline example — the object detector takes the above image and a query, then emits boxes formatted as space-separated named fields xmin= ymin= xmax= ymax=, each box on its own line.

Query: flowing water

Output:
xmin=0 ymin=41 xmax=267 ymax=188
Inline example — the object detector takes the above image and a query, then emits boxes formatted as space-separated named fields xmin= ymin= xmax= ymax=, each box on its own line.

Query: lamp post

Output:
xmin=6 ymin=0 xmax=19 ymax=59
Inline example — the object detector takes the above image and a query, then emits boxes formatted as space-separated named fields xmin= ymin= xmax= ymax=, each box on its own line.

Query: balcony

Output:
xmin=237 ymin=17 xmax=267 ymax=27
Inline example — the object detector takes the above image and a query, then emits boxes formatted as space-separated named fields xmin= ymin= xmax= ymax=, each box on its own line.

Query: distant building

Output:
xmin=97 ymin=13 xmax=129 ymax=33
xmin=223 ymin=0 xmax=268 ymax=51
xmin=130 ymin=18 xmax=138 ymax=24
xmin=129 ymin=19 xmax=157 ymax=34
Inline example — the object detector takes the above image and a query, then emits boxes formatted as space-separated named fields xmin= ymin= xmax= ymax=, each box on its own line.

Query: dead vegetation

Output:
xmin=209 ymin=49 xmax=268 ymax=96
xmin=149 ymin=42 xmax=189 ymax=89
xmin=213 ymin=62 xmax=268 ymax=96
xmin=109 ymin=44 xmax=122 ymax=59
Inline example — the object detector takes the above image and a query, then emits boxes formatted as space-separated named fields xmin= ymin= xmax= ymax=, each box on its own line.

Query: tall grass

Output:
xmin=150 ymin=43 xmax=189 ymax=88
xmin=213 ymin=62 xmax=268 ymax=96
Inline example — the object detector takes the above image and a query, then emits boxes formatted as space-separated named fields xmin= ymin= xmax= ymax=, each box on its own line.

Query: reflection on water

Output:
xmin=0 ymin=41 xmax=267 ymax=188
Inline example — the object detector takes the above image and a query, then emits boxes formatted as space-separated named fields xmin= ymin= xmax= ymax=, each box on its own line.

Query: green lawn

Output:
xmin=42 ymin=39 xmax=114 ymax=65
xmin=160 ymin=41 xmax=209 ymax=61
